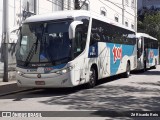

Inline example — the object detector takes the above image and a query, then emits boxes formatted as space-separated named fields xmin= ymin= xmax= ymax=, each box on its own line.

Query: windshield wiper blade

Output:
xmin=24 ymin=36 xmax=39 ymax=67
xmin=24 ymin=43 xmax=37 ymax=67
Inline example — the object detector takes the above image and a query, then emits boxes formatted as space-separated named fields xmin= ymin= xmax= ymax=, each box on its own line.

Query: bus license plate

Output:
xmin=35 ymin=81 xmax=45 ymax=85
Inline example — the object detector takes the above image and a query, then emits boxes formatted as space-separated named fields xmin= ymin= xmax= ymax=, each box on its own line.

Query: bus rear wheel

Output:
xmin=87 ymin=67 xmax=97 ymax=88
xmin=124 ymin=62 xmax=130 ymax=78
xmin=153 ymin=59 xmax=157 ymax=69
xmin=143 ymin=61 xmax=146 ymax=72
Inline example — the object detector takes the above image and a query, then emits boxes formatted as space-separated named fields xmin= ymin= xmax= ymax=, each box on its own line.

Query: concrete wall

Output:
xmin=88 ymin=0 xmax=137 ymax=30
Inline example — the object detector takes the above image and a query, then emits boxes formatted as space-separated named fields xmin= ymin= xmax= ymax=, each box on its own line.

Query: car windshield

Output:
xmin=16 ymin=20 xmax=72 ymax=67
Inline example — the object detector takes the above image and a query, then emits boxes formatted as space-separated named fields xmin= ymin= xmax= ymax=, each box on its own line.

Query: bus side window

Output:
xmin=90 ymin=33 xmax=100 ymax=45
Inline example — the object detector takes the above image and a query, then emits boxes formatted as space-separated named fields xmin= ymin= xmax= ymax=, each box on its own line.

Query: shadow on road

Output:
xmin=0 ymin=75 xmax=121 ymax=101
xmin=0 ymin=73 xmax=160 ymax=117
xmin=141 ymin=70 xmax=160 ymax=75
xmin=132 ymin=68 xmax=160 ymax=76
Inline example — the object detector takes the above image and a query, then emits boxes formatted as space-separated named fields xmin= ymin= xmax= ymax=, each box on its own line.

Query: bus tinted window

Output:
xmin=90 ymin=19 xmax=136 ymax=45
xmin=144 ymin=37 xmax=158 ymax=49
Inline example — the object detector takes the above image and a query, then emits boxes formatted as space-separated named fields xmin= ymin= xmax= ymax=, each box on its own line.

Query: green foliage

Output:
xmin=138 ymin=11 xmax=160 ymax=38
xmin=138 ymin=9 xmax=160 ymax=62
xmin=138 ymin=9 xmax=160 ymax=47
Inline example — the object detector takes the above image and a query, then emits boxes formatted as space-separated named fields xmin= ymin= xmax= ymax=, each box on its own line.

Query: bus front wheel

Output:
xmin=87 ymin=67 xmax=97 ymax=88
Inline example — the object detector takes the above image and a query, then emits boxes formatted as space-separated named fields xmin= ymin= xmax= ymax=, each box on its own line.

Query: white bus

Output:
xmin=16 ymin=10 xmax=137 ymax=88
xmin=136 ymin=33 xmax=159 ymax=71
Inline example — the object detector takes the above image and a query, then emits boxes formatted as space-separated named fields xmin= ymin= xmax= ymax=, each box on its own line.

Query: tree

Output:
xmin=143 ymin=12 xmax=160 ymax=38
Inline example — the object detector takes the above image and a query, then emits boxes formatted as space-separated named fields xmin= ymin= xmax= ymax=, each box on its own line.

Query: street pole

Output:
xmin=135 ymin=0 xmax=137 ymax=32
xmin=122 ymin=0 xmax=125 ymax=25
xmin=34 ymin=0 xmax=37 ymax=15
xmin=2 ymin=0 xmax=9 ymax=82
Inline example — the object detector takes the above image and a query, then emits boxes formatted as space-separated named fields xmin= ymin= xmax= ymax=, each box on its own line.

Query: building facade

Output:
xmin=0 ymin=0 xmax=137 ymax=78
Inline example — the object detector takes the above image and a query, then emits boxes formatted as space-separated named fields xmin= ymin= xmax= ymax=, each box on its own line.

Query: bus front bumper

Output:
xmin=16 ymin=72 xmax=74 ymax=88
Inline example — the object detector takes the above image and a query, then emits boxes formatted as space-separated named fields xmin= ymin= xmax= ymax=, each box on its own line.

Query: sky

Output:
xmin=137 ymin=0 xmax=143 ymax=10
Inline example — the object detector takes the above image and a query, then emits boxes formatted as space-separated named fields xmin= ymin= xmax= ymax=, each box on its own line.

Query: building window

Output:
xmin=131 ymin=24 xmax=134 ymax=29
xmin=114 ymin=14 xmax=119 ymax=22
xmin=131 ymin=0 xmax=135 ymax=9
xmin=81 ymin=3 xmax=89 ymax=10
xmin=68 ymin=0 xmax=71 ymax=10
xmin=125 ymin=21 xmax=128 ymax=27
xmin=101 ymin=10 xmax=106 ymax=16
xmin=52 ymin=0 xmax=64 ymax=11
xmin=115 ymin=17 xmax=119 ymax=22
xmin=57 ymin=0 xmax=64 ymax=10
xmin=100 ymin=7 xmax=107 ymax=16
xmin=22 ymin=0 xmax=36 ymax=13
xmin=125 ymin=0 xmax=129 ymax=6
xmin=22 ymin=0 xmax=36 ymax=19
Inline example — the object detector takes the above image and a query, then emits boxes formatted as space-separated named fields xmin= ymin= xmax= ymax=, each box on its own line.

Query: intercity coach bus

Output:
xmin=16 ymin=10 xmax=137 ymax=88
xmin=136 ymin=33 xmax=159 ymax=71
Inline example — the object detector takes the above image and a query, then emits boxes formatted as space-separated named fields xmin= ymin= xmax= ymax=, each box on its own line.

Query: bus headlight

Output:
xmin=17 ymin=71 xmax=24 ymax=76
xmin=56 ymin=66 xmax=73 ymax=74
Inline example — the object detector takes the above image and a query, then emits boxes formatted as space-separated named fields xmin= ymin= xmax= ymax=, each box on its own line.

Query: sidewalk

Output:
xmin=0 ymin=63 xmax=29 ymax=96
xmin=0 ymin=77 xmax=31 ymax=96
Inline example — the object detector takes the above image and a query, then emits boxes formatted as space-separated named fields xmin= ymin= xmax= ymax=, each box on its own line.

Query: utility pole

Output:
xmin=2 ymin=0 xmax=9 ymax=82
xmin=135 ymin=0 xmax=137 ymax=32
xmin=122 ymin=0 xmax=125 ymax=25
xmin=34 ymin=0 xmax=38 ymax=15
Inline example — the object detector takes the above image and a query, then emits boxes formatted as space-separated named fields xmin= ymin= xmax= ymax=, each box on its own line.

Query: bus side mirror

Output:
xmin=69 ymin=21 xmax=83 ymax=39
xmin=138 ymin=38 xmax=142 ymax=49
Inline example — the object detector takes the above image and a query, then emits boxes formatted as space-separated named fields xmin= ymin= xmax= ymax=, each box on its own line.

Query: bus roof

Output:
xmin=24 ymin=10 xmax=135 ymax=33
xmin=136 ymin=33 xmax=157 ymax=41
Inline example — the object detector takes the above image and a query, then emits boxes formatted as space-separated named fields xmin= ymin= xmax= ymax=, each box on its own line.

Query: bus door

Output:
xmin=143 ymin=37 xmax=149 ymax=68
xmin=73 ymin=24 xmax=88 ymax=83
xmin=137 ymin=37 xmax=143 ymax=68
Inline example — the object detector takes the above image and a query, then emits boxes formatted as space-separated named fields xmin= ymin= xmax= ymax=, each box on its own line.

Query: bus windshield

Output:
xmin=16 ymin=20 xmax=73 ymax=67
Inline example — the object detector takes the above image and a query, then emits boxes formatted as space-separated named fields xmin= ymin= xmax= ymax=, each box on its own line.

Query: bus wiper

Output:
xmin=34 ymin=37 xmax=39 ymax=54
xmin=24 ymin=38 xmax=39 ymax=67
xmin=24 ymin=43 xmax=36 ymax=67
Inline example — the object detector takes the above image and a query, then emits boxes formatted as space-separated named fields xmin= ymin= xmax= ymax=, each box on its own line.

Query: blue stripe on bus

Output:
xmin=148 ymin=49 xmax=159 ymax=64
xmin=107 ymin=43 xmax=135 ymax=75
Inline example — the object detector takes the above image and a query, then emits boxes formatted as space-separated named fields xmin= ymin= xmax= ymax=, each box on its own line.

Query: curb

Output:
xmin=0 ymin=83 xmax=33 ymax=97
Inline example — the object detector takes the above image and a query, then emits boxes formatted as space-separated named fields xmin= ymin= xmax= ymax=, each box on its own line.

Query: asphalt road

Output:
xmin=0 ymin=65 xmax=160 ymax=120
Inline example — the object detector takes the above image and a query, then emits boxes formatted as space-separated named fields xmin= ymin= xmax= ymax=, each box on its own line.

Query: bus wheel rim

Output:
xmin=89 ymin=68 xmax=96 ymax=86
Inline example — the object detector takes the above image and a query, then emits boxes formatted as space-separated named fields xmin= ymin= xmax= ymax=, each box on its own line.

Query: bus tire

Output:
xmin=143 ymin=61 xmax=146 ymax=72
xmin=153 ymin=59 xmax=157 ymax=69
xmin=86 ymin=67 xmax=97 ymax=88
xmin=124 ymin=62 xmax=130 ymax=78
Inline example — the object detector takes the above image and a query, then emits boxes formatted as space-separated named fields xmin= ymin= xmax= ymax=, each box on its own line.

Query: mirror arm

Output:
xmin=69 ymin=21 xmax=83 ymax=39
